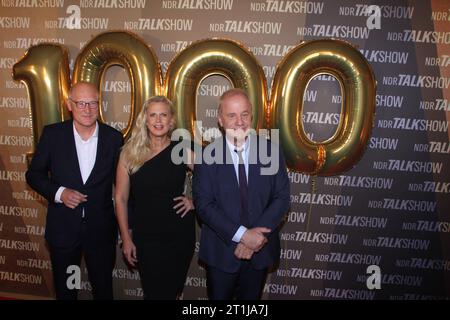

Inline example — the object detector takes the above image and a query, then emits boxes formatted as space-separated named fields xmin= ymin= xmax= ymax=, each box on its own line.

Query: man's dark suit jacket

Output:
xmin=26 ymin=120 xmax=123 ymax=249
xmin=193 ymin=134 xmax=290 ymax=273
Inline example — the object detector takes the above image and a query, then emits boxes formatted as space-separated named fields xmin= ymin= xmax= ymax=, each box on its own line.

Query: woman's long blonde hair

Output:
xmin=120 ymin=96 xmax=175 ymax=174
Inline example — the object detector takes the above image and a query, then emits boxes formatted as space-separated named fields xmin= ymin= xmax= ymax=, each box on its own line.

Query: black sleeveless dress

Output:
xmin=129 ymin=141 xmax=195 ymax=299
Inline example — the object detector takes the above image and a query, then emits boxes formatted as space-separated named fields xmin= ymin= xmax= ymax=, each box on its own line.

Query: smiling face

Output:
xmin=145 ymin=101 xmax=174 ymax=139
xmin=66 ymin=83 xmax=99 ymax=132
xmin=218 ymin=92 xmax=253 ymax=146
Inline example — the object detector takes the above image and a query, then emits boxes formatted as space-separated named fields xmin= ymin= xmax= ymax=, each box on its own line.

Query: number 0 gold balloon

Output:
xmin=72 ymin=31 xmax=162 ymax=139
xmin=270 ymin=39 xmax=376 ymax=175
xmin=164 ymin=38 xmax=268 ymax=143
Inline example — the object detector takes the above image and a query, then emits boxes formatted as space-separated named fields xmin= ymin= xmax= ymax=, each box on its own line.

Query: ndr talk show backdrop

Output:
xmin=0 ymin=0 xmax=449 ymax=299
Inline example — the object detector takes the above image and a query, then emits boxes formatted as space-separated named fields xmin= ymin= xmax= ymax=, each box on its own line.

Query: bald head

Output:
xmin=218 ymin=88 xmax=252 ymax=115
xmin=69 ymin=82 xmax=99 ymax=100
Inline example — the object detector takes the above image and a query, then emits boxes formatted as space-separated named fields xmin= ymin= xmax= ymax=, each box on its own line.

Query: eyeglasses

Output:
xmin=69 ymin=98 xmax=99 ymax=109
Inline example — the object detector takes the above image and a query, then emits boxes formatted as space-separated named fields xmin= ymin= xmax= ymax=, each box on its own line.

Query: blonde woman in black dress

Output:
xmin=115 ymin=96 xmax=195 ymax=300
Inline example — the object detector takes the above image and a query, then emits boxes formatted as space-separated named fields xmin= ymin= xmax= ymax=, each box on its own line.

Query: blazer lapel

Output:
xmin=223 ymin=137 xmax=240 ymax=190
xmin=247 ymin=134 xmax=260 ymax=211
xmin=84 ymin=122 xmax=104 ymax=186
xmin=65 ymin=121 xmax=84 ymax=186
xmin=218 ymin=137 xmax=241 ymax=222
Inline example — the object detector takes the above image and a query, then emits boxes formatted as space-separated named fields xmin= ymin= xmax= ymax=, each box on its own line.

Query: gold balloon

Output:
xmin=72 ymin=31 xmax=162 ymax=139
xmin=12 ymin=44 xmax=71 ymax=147
xmin=164 ymin=38 xmax=268 ymax=144
xmin=269 ymin=39 xmax=376 ymax=175
xmin=14 ymin=33 xmax=376 ymax=175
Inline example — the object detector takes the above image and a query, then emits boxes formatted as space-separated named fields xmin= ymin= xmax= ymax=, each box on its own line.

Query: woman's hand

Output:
xmin=173 ymin=196 xmax=194 ymax=218
xmin=122 ymin=238 xmax=137 ymax=267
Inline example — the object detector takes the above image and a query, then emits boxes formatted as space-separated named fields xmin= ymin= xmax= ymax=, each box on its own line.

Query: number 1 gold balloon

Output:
xmin=12 ymin=44 xmax=71 ymax=147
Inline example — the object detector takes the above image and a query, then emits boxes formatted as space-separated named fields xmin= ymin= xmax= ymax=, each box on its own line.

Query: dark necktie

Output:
xmin=236 ymin=149 xmax=249 ymax=226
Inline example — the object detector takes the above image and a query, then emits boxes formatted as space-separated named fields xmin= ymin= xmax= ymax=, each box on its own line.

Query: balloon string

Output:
xmin=305 ymin=176 xmax=316 ymax=233
xmin=281 ymin=174 xmax=317 ymax=290
xmin=283 ymin=175 xmax=315 ymax=290
xmin=186 ymin=171 xmax=202 ymax=243
xmin=281 ymin=169 xmax=291 ymax=290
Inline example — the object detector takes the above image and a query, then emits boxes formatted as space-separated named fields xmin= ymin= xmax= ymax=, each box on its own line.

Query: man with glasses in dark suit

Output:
xmin=26 ymin=82 xmax=123 ymax=300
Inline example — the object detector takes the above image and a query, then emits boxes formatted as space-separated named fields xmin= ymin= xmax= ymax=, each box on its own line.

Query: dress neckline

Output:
xmin=142 ymin=140 xmax=174 ymax=165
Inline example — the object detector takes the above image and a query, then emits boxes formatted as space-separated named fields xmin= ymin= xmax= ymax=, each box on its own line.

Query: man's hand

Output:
xmin=234 ymin=243 xmax=254 ymax=260
xmin=60 ymin=188 xmax=87 ymax=209
xmin=240 ymin=227 xmax=271 ymax=252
